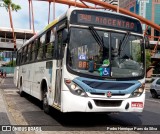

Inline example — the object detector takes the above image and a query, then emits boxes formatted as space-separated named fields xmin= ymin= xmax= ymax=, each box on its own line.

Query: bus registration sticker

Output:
xmin=131 ymin=102 xmax=143 ymax=108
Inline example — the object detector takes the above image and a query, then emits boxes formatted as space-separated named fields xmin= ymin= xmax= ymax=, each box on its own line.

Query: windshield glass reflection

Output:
xmin=68 ymin=27 xmax=144 ymax=78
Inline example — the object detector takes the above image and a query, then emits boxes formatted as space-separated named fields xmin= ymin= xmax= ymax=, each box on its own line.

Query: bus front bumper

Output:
xmin=61 ymin=91 xmax=145 ymax=113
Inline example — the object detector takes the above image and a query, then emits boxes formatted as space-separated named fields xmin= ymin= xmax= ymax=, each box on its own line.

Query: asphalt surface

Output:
xmin=0 ymin=77 xmax=160 ymax=134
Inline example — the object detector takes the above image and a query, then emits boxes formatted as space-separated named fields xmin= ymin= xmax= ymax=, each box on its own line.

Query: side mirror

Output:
xmin=62 ymin=29 xmax=68 ymax=44
xmin=144 ymin=36 xmax=150 ymax=49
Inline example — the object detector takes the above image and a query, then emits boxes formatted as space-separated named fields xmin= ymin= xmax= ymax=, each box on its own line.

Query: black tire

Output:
xmin=151 ymin=90 xmax=158 ymax=98
xmin=19 ymin=85 xmax=24 ymax=97
xmin=43 ymin=90 xmax=50 ymax=114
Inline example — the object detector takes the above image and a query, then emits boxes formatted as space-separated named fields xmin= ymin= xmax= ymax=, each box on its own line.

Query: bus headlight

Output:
xmin=130 ymin=85 xmax=145 ymax=98
xmin=64 ymin=79 xmax=88 ymax=97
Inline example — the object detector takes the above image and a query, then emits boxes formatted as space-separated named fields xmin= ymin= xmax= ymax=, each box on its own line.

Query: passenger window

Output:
xmin=57 ymin=31 xmax=63 ymax=58
xmin=31 ymin=41 xmax=37 ymax=61
xmin=25 ymin=45 xmax=29 ymax=63
xmin=27 ymin=43 xmax=32 ymax=62
xmin=19 ymin=49 xmax=22 ymax=65
xmin=45 ymin=29 xmax=55 ymax=58
xmin=22 ymin=47 xmax=27 ymax=64
xmin=37 ymin=34 xmax=45 ymax=60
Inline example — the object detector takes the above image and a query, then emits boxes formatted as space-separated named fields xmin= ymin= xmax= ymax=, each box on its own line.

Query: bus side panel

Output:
xmin=44 ymin=60 xmax=56 ymax=106
xmin=22 ymin=65 xmax=31 ymax=95
xmin=14 ymin=66 xmax=19 ymax=87
xmin=32 ymin=62 xmax=45 ymax=100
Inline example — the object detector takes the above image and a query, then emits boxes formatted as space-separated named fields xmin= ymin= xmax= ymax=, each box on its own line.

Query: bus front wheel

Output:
xmin=43 ymin=91 xmax=50 ymax=114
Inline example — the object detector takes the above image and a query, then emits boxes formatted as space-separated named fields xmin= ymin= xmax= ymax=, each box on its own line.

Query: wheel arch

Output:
xmin=150 ymin=89 xmax=157 ymax=93
xmin=20 ymin=76 xmax=23 ymax=87
xmin=40 ymin=78 xmax=48 ymax=100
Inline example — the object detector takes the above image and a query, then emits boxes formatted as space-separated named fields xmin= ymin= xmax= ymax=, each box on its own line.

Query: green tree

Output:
xmin=3 ymin=0 xmax=21 ymax=11
xmin=2 ymin=0 xmax=21 ymax=66
xmin=137 ymin=49 xmax=151 ymax=69
xmin=5 ymin=60 xmax=16 ymax=67
xmin=145 ymin=49 xmax=151 ymax=69
xmin=2 ymin=0 xmax=21 ymax=47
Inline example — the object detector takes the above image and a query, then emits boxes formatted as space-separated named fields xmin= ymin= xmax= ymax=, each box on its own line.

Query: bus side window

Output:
xmin=31 ymin=41 xmax=36 ymax=61
xmin=16 ymin=52 xmax=18 ymax=66
xmin=56 ymin=31 xmax=63 ymax=59
xmin=37 ymin=34 xmax=45 ymax=60
xmin=19 ymin=49 xmax=22 ymax=65
xmin=46 ymin=28 xmax=55 ymax=58
xmin=25 ymin=45 xmax=29 ymax=63
xmin=27 ymin=43 xmax=32 ymax=62
xmin=22 ymin=47 xmax=27 ymax=64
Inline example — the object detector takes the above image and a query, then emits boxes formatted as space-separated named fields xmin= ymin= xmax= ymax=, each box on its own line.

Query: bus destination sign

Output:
xmin=78 ymin=14 xmax=135 ymax=30
xmin=70 ymin=10 xmax=142 ymax=33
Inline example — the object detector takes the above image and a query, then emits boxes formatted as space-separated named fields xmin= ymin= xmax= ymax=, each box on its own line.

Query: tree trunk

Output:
xmin=8 ymin=5 xmax=16 ymax=49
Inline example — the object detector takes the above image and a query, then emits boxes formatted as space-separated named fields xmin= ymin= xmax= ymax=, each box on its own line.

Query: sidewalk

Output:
xmin=0 ymin=78 xmax=15 ymax=134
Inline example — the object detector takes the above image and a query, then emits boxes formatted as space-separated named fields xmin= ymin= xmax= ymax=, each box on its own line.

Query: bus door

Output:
xmin=54 ymin=30 xmax=63 ymax=106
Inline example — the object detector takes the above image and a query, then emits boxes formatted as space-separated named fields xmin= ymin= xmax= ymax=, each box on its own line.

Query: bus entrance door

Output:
xmin=54 ymin=60 xmax=62 ymax=107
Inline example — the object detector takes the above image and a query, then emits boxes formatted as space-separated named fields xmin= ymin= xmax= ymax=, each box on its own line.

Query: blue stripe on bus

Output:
xmin=73 ymin=77 xmax=141 ymax=94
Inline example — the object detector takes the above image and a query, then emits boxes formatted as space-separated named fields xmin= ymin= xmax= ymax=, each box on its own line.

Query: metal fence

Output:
xmin=0 ymin=67 xmax=14 ymax=74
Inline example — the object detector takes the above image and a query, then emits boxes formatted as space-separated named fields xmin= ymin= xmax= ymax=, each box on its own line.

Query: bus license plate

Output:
xmin=131 ymin=102 xmax=143 ymax=108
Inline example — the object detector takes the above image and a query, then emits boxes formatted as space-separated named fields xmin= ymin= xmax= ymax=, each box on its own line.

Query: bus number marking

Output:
xmin=22 ymin=68 xmax=26 ymax=73
xmin=35 ymin=67 xmax=45 ymax=74
xmin=78 ymin=61 xmax=88 ymax=69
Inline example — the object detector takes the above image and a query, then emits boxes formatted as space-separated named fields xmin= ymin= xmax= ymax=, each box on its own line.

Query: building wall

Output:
xmin=0 ymin=51 xmax=16 ymax=62
xmin=104 ymin=0 xmax=160 ymax=39
xmin=146 ymin=0 xmax=152 ymax=21
xmin=155 ymin=4 xmax=160 ymax=25
xmin=119 ymin=0 xmax=138 ymax=13
xmin=119 ymin=0 xmax=160 ymax=39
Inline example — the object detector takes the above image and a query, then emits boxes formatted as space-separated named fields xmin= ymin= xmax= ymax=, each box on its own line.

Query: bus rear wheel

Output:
xmin=43 ymin=91 xmax=50 ymax=114
xmin=19 ymin=83 xmax=24 ymax=97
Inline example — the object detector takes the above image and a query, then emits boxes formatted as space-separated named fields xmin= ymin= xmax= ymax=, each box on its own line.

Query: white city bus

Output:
xmin=14 ymin=8 xmax=147 ymax=113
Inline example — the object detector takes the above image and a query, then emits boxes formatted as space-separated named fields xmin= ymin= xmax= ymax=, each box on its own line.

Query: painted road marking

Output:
xmin=146 ymin=99 xmax=160 ymax=104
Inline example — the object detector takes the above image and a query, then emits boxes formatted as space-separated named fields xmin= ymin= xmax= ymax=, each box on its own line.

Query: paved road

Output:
xmin=0 ymin=77 xmax=160 ymax=134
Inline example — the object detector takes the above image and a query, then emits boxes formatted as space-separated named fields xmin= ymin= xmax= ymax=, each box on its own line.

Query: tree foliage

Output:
xmin=146 ymin=49 xmax=151 ymax=69
xmin=5 ymin=60 xmax=16 ymax=67
xmin=3 ymin=0 xmax=21 ymax=11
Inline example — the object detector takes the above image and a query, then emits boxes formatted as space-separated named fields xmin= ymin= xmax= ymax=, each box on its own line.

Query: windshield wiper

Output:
xmin=118 ymin=31 xmax=130 ymax=56
xmin=89 ymin=26 xmax=104 ymax=48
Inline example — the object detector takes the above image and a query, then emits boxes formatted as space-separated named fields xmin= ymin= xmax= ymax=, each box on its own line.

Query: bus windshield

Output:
xmin=68 ymin=27 xmax=144 ymax=79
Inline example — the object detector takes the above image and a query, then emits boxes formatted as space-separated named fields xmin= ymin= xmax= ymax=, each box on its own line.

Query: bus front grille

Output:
xmin=94 ymin=100 xmax=122 ymax=107
xmin=90 ymin=92 xmax=125 ymax=96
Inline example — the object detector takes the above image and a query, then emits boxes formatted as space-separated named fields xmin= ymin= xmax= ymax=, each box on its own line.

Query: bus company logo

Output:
xmin=2 ymin=126 xmax=11 ymax=131
xmin=106 ymin=91 xmax=112 ymax=98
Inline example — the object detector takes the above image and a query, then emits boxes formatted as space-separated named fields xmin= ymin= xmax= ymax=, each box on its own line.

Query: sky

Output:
xmin=0 ymin=0 xmax=68 ymax=31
